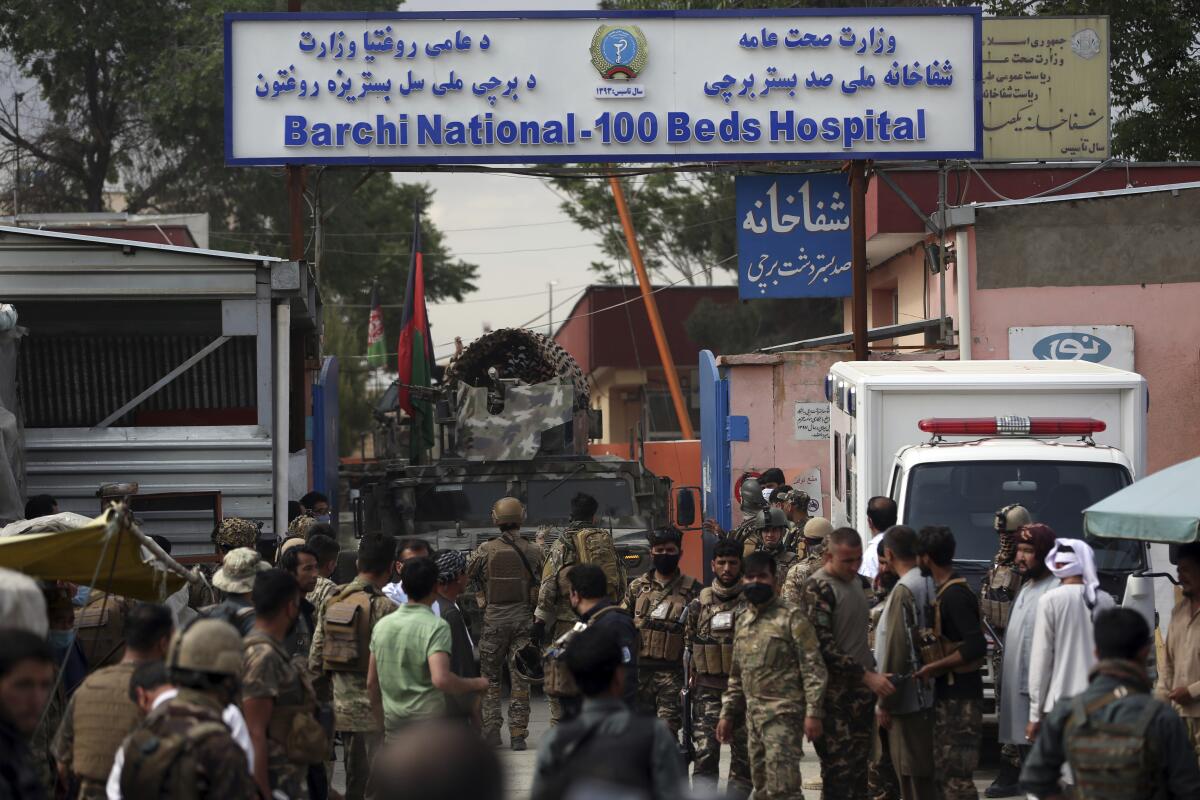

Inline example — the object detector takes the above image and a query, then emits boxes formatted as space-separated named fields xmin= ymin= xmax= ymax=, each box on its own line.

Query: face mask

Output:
xmin=918 ymin=564 xmax=932 ymax=578
xmin=742 ymin=582 xmax=773 ymax=606
xmin=652 ymin=553 xmax=681 ymax=575
xmin=315 ymin=514 xmax=331 ymax=525
xmin=762 ymin=488 xmax=774 ymax=503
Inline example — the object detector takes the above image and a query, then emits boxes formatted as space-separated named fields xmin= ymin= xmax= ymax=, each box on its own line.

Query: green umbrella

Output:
xmin=1084 ymin=456 xmax=1200 ymax=544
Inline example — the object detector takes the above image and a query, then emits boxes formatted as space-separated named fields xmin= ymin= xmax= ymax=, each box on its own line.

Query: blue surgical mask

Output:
xmin=315 ymin=514 xmax=331 ymax=525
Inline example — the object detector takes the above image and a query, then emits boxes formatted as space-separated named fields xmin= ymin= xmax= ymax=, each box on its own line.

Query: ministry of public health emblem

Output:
xmin=591 ymin=25 xmax=648 ymax=80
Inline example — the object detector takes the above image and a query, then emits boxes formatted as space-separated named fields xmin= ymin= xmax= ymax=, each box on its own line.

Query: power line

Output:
xmin=321 ymin=241 xmax=601 ymax=258
xmin=328 ymin=282 xmax=592 ymax=308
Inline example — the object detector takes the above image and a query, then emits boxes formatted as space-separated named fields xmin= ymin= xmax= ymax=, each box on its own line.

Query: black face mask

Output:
xmin=918 ymin=564 xmax=933 ymax=578
xmin=742 ymin=582 xmax=774 ymax=606
xmin=653 ymin=553 xmax=681 ymax=575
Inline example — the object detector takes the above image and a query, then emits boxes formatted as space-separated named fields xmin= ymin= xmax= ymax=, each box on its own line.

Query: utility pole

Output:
xmin=851 ymin=161 xmax=869 ymax=361
xmin=547 ymin=280 xmax=557 ymax=337
xmin=609 ymin=175 xmax=695 ymax=440
xmin=12 ymin=92 xmax=22 ymax=218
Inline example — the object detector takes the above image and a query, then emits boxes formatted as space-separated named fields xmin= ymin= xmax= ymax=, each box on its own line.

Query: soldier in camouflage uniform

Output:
xmin=242 ymin=569 xmax=323 ymax=800
xmin=781 ymin=488 xmax=812 ymax=554
xmin=190 ymin=517 xmax=260 ymax=609
xmin=309 ymin=534 xmax=397 ymax=800
xmin=718 ymin=550 xmax=827 ymax=800
xmin=534 ymin=492 xmax=627 ymax=725
xmin=757 ymin=508 xmax=800 ymax=580
xmin=624 ymin=526 xmax=701 ymax=738
xmin=800 ymin=527 xmax=897 ymax=800
xmin=686 ymin=538 xmax=752 ymax=798
xmin=782 ymin=517 xmax=835 ymax=605
xmin=732 ymin=476 xmax=771 ymax=557
xmin=118 ymin=618 xmax=257 ymax=799
xmin=984 ymin=504 xmax=1030 ymax=798
xmin=467 ymin=498 xmax=545 ymax=750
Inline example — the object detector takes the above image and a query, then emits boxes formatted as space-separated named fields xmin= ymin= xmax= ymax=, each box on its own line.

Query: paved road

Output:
xmin=331 ymin=695 xmax=1002 ymax=798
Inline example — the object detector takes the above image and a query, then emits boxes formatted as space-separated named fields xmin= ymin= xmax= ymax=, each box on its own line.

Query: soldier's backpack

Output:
xmin=1064 ymin=691 xmax=1160 ymax=800
xmin=570 ymin=527 xmax=624 ymax=604
xmin=75 ymin=591 xmax=131 ymax=668
xmin=119 ymin=721 xmax=230 ymax=800
xmin=542 ymin=605 xmax=627 ymax=697
xmin=322 ymin=585 xmax=374 ymax=672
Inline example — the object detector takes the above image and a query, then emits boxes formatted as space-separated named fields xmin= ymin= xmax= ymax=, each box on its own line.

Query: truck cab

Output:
xmin=891 ymin=434 xmax=1148 ymax=605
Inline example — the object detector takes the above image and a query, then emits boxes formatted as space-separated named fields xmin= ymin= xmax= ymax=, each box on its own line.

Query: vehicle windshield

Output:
xmin=903 ymin=461 xmax=1140 ymax=570
xmin=526 ymin=478 xmax=636 ymax=523
xmin=413 ymin=482 xmax=507 ymax=524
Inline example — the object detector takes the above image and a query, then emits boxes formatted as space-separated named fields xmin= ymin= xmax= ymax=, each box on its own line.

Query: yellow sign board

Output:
xmin=982 ymin=17 xmax=1109 ymax=160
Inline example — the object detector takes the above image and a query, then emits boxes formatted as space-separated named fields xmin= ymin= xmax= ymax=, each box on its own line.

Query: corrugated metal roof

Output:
xmin=972 ymin=180 xmax=1200 ymax=210
xmin=0 ymin=224 xmax=280 ymax=262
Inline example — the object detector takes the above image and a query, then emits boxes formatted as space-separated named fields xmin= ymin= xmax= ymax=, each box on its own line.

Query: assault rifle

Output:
xmin=679 ymin=605 xmax=695 ymax=764
xmin=901 ymin=596 xmax=927 ymax=710
xmin=982 ymin=615 xmax=1005 ymax=656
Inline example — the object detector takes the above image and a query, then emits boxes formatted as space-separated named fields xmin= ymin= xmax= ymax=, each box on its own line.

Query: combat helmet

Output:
xmin=512 ymin=641 xmax=544 ymax=685
xmin=213 ymin=516 xmax=259 ymax=550
xmin=492 ymin=497 xmax=526 ymax=527
xmin=759 ymin=508 xmax=789 ymax=530
xmin=995 ymin=504 xmax=1032 ymax=534
xmin=167 ymin=618 xmax=244 ymax=678
xmin=740 ymin=477 xmax=769 ymax=515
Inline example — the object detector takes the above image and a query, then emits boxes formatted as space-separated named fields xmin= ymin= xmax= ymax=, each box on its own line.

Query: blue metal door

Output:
xmin=700 ymin=349 xmax=749 ymax=531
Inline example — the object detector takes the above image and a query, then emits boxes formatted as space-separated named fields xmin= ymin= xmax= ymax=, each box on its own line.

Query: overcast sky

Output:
xmin=401 ymin=0 xmax=607 ymax=362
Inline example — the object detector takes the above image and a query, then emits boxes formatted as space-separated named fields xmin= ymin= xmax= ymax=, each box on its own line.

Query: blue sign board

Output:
xmin=736 ymin=173 xmax=852 ymax=299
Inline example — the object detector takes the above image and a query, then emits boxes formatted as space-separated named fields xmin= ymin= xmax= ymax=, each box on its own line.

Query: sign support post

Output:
xmin=851 ymin=160 xmax=869 ymax=361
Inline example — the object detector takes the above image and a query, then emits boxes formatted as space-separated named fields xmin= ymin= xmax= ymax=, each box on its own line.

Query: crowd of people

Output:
xmin=0 ymin=483 xmax=1199 ymax=800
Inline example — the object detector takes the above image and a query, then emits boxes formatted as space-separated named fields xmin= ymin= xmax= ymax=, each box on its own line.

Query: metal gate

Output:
xmin=699 ymin=349 xmax=748 ymax=531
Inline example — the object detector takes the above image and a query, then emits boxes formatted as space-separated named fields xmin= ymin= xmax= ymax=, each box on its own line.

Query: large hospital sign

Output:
xmin=225 ymin=9 xmax=982 ymax=165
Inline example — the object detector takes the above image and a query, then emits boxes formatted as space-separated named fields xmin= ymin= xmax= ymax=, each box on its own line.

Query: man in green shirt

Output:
xmin=368 ymin=556 xmax=488 ymax=736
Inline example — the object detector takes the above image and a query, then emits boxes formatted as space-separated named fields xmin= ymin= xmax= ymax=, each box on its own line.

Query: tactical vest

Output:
xmin=770 ymin=548 xmax=799 ymax=579
xmin=243 ymin=632 xmax=328 ymax=764
xmin=1065 ymin=690 xmax=1160 ymax=800
xmin=691 ymin=587 xmax=741 ymax=682
xmin=918 ymin=577 xmax=986 ymax=679
xmin=633 ymin=574 xmax=699 ymax=665
xmin=981 ymin=563 xmax=1021 ymax=630
xmin=485 ymin=536 xmax=536 ymax=606
xmin=543 ymin=605 xmax=626 ymax=698
xmin=75 ymin=591 xmax=130 ymax=668
xmin=71 ymin=662 xmax=141 ymax=780
xmin=321 ymin=583 xmax=377 ymax=673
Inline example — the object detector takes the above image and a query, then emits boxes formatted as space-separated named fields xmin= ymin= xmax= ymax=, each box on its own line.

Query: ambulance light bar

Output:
xmin=917 ymin=417 xmax=1107 ymax=436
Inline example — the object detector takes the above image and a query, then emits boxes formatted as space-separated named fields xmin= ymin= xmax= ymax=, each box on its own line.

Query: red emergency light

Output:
xmin=918 ymin=417 xmax=1107 ymax=436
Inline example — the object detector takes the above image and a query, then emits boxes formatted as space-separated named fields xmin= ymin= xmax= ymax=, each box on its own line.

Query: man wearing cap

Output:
xmin=993 ymin=523 xmax=1059 ymax=798
xmin=467 ymin=497 xmax=544 ymax=751
xmin=781 ymin=517 xmax=835 ymax=605
xmin=435 ymin=549 xmax=481 ymax=723
xmin=756 ymin=508 xmax=799 ymax=581
xmin=190 ymin=517 xmax=261 ymax=609
xmin=202 ymin=547 xmax=270 ymax=636
xmin=781 ymin=488 xmax=812 ymax=554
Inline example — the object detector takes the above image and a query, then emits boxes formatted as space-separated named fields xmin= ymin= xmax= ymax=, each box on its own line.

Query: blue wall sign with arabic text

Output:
xmin=736 ymin=173 xmax=852 ymax=299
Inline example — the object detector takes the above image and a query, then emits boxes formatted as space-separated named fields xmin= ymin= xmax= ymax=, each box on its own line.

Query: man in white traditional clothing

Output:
xmin=991 ymin=523 xmax=1059 ymax=797
xmin=1026 ymin=537 xmax=1114 ymax=786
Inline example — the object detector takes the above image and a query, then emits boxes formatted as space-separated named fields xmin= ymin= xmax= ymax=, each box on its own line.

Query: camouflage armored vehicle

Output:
xmin=349 ymin=328 xmax=671 ymax=579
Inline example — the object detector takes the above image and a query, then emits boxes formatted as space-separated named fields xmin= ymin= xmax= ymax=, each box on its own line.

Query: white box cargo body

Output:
xmin=827 ymin=360 xmax=1147 ymax=565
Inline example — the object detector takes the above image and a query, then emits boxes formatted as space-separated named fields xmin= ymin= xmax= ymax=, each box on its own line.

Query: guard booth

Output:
xmin=0 ymin=226 xmax=324 ymax=553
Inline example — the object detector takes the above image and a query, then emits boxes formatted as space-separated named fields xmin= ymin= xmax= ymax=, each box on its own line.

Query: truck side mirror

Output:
xmin=676 ymin=488 xmax=697 ymax=528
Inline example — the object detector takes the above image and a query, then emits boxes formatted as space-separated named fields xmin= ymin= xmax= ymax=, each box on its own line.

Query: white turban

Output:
xmin=1046 ymin=537 xmax=1099 ymax=607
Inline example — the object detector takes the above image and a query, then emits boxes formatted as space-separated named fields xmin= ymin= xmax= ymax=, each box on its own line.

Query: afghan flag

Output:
xmin=366 ymin=282 xmax=386 ymax=369
xmin=396 ymin=215 xmax=435 ymax=461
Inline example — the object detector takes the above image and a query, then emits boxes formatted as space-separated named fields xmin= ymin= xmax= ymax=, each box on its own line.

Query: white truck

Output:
xmin=826 ymin=360 xmax=1158 ymax=618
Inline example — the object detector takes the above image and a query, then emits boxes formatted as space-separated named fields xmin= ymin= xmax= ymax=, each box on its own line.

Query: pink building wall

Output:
xmin=720 ymin=350 xmax=847 ymax=517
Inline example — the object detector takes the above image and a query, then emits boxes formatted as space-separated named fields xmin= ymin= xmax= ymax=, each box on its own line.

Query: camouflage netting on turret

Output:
xmin=444 ymin=328 xmax=590 ymax=412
